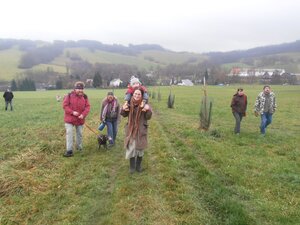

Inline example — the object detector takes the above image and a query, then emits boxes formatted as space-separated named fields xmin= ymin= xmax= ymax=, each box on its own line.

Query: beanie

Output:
xmin=74 ymin=81 xmax=85 ymax=89
xmin=130 ymin=76 xmax=141 ymax=86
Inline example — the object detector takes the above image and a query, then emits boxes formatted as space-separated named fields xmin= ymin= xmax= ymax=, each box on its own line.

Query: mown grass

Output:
xmin=0 ymin=85 xmax=299 ymax=225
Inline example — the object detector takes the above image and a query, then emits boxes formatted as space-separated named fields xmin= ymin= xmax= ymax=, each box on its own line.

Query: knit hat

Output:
xmin=74 ymin=81 xmax=85 ymax=89
xmin=130 ymin=76 xmax=141 ymax=86
xmin=107 ymin=91 xmax=114 ymax=96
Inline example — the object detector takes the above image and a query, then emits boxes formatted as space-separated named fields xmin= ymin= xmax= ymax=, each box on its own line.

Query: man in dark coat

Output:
xmin=3 ymin=89 xmax=14 ymax=111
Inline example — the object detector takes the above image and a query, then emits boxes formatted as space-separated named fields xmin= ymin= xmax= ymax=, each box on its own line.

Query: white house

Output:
xmin=229 ymin=67 xmax=286 ymax=77
xmin=178 ymin=79 xmax=194 ymax=86
xmin=109 ymin=78 xmax=123 ymax=87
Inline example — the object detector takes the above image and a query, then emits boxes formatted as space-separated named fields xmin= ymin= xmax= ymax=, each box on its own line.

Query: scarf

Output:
xmin=101 ymin=98 xmax=117 ymax=121
xmin=125 ymin=98 xmax=143 ymax=147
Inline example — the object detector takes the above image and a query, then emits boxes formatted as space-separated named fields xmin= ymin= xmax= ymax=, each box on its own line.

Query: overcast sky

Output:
xmin=1 ymin=0 xmax=300 ymax=53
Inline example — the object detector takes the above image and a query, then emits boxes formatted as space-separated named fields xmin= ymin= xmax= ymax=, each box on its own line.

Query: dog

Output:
xmin=97 ymin=134 xmax=108 ymax=149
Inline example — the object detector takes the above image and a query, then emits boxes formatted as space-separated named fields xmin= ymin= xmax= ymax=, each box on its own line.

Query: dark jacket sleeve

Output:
xmin=144 ymin=108 xmax=152 ymax=120
xmin=120 ymin=108 xmax=129 ymax=117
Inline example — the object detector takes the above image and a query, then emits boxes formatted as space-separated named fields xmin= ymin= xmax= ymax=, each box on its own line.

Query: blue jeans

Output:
xmin=106 ymin=120 xmax=118 ymax=145
xmin=65 ymin=123 xmax=83 ymax=151
xmin=260 ymin=112 xmax=273 ymax=134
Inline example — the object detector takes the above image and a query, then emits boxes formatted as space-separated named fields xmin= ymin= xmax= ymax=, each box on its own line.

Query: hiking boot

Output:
xmin=63 ymin=150 xmax=73 ymax=157
xmin=129 ymin=157 xmax=136 ymax=174
xmin=136 ymin=156 xmax=143 ymax=172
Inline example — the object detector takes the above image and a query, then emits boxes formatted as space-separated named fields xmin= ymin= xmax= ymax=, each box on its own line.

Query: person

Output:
xmin=254 ymin=85 xmax=277 ymax=136
xmin=100 ymin=92 xmax=120 ymax=147
xmin=230 ymin=88 xmax=247 ymax=135
xmin=120 ymin=88 xmax=152 ymax=174
xmin=123 ymin=76 xmax=149 ymax=111
xmin=62 ymin=81 xmax=90 ymax=157
xmin=3 ymin=88 xmax=14 ymax=111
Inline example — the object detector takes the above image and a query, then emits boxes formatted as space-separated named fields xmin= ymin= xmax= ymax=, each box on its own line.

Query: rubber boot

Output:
xmin=136 ymin=156 xmax=143 ymax=172
xmin=129 ymin=157 xmax=136 ymax=174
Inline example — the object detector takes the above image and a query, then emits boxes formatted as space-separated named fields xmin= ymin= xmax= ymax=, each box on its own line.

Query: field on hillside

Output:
xmin=0 ymin=85 xmax=299 ymax=225
xmin=0 ymin=46 xmax=209 ymax=81
xmin=0 ymin=47 xmax=24 ymax=81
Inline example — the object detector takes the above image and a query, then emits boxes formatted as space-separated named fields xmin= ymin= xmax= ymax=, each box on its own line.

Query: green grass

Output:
xmin=0 ymin=47 xmax=24 ymax=81
xmin=0 ymin=85 xmax=299 ymax=224
xmin=139 ymin=50 xmax=208 ymax=65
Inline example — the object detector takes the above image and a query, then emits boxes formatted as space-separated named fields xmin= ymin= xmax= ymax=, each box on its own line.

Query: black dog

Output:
xmin=97 ymin=134 xmax=108 ymax=149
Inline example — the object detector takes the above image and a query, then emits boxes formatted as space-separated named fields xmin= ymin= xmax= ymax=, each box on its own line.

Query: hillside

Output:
xmin=0 ymin=39 xmax=207 ymax=82
xmin=207 ymin=40 xmax=300 ymax=73
xmin=1 ymin=38 xmax=300 ymax=83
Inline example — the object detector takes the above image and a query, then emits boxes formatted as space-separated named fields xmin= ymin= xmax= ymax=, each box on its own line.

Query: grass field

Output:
xmin=0 ymin=47 xmax=24 ymax=81
xmin=0 ymin=85 xmax=299 ymax=225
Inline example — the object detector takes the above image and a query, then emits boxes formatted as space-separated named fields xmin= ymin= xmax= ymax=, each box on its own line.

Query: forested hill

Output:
xmin=1 ymin=38 xmax=300 ymax=85
xmin=205 ymin=40 xmax=300 ymax=64
xmin=0 ymin=39 xmax=166 ymax=54
xmin=0 ymin=39 xmax=167 ymax=69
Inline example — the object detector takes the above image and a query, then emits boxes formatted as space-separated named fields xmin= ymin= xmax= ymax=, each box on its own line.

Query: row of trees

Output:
xmin=228 ymin=73 xmax=298 ymax=85
xmin=10 ymin=78 xmax=36 ymax=91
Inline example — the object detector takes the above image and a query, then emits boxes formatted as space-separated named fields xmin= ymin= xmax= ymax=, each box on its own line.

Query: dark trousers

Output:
xmin=5 ymin=101 xmax=13 ymax=111
xmin=233 ymin=112 xmax=243 ymax=134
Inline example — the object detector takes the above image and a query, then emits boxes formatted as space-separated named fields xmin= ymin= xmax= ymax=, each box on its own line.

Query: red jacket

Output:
xmin=63 ymin=91 xmax=90 ymax=125
xmin=126 ymin=85 xmax=147 ymax=94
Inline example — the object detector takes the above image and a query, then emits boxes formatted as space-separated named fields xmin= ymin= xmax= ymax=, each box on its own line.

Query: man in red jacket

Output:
xmin=62 ymin=81 xmax=90 ymax=157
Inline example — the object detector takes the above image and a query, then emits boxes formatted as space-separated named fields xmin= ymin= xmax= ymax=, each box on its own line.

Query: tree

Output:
xmin=204 ymin=69 xmax=209 ymax=84
xmin=56 ymin=79 xmax=63 ymax=89
xmin=19 ymin=78 xmax=36 ymax=91
xmin=11 ymin=79 xmax=18 ymax=91
xmin=93 ymin=72 xmax=102 ymax=88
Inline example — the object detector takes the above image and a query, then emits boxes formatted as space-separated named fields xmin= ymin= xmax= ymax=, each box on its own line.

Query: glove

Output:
xmin=254 ymin=111 xmax=259 ymax=117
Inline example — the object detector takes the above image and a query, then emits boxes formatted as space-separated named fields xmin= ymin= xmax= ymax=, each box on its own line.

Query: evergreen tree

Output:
xmin=56 ymin=79 xmax=63 ymax=89
xmin=11 ymin=79 xmax=18 ymax=91
xmin=204 ymin=69 xmax=209 ymax=84
xmin=93 ymin=72 xmax=102 ymax=88
xmin=19 ymin=78 xmax=36 ymax=91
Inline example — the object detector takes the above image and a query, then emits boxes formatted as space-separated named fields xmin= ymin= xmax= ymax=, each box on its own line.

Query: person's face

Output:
xmin=132 ymin=82 xmax=140 ymax=89
xmin=107 ymin=95 xmax=114 ymax=101
xmin=238 ymin=89 xmax=244 ymax=96
xmin=264 ymin=87 xmax=271 ymax=94
xmin=75 ymin=88 xmax=84 ymax=95
xmin=133 ymin=90 xmax=142 ymax=101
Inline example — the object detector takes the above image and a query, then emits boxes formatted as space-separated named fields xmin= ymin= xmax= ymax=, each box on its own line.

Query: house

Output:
xmin=178 ymin=79 xmax=194 ymax=86
xmin=109 ymin=78 xmax=123 ymax=87
xmin=86 ymin=79 xmax=93 ymax=86
xmin=228 ymin=67 xmax=285 ymax=77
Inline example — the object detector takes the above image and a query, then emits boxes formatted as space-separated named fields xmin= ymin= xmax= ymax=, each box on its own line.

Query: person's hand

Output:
xmin=254 ymin=111 xmax=259 ymax=117
xmin=122 ymin=103 xmax=129 ymax=111
xmin=78 ymin=114 xmax=84 ymax=119
xmin=72 ymin=111 xmax=79 ymax=116
xmin=142 ymin=104 xmax=150 ymax=112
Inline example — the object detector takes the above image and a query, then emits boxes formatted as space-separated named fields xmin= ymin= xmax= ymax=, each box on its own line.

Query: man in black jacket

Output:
xmin=3 ymin=89 xmax=14 ymax=111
